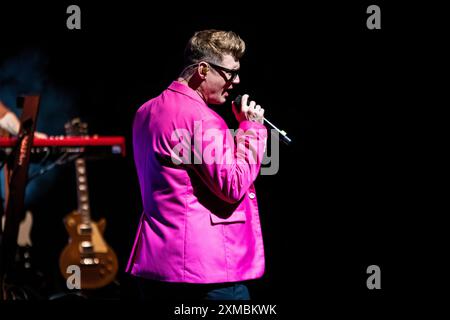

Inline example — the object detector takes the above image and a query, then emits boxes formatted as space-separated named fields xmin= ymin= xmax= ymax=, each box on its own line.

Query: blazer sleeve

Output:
xmin=186 ymin=115 xmax=268 ymax=204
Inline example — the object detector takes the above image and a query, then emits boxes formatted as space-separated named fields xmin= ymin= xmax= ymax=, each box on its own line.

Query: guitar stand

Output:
xmin=0 ymin=95 xmax=40 ymax=300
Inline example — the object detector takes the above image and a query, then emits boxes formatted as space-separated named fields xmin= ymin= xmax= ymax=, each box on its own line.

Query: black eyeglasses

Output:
xmin=206 ymin=62 xmax=240 ymax=82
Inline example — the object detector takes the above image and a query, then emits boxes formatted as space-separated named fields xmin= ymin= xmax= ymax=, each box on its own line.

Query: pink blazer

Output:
xmin=126 ymin=81 xmax=267 ymax=283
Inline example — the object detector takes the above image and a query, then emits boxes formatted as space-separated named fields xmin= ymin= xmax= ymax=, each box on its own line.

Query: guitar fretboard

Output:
xmin=75 ymin=158 xmax=91 ymax=224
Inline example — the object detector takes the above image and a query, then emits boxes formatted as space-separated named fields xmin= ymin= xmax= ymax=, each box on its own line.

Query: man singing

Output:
xmin=127 ymin=29 xmax=268 ymax=300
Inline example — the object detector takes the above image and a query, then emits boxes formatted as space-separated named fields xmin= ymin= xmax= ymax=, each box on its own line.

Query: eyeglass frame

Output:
xmin=204 ymin=61 xmax=240 ymax=82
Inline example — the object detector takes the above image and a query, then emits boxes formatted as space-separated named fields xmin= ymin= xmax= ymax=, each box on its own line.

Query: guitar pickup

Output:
xmin=80 ymin=257 xmax=100 ymax=265
xmin=80 ymin=241 xmax=94 ymax=254
xmin=78 ymin=223 xmax=92 ymax=235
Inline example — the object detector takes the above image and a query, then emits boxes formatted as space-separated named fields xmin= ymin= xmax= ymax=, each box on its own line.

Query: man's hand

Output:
xmin=0 ymin=112 xmax=20 ymax=135
xmin=0 ymin=111 xmax=48 ymax=138
xmin=232 ymin=94 xmax=265 ymax=124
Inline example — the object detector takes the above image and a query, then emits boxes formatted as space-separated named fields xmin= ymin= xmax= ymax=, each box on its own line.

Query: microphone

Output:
xmin=234 ymin=95 xmax=292 ymax=146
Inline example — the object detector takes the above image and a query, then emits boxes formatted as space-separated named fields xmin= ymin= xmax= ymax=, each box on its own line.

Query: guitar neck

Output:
xmin=75 ymin=157 xmax=91 ymax=224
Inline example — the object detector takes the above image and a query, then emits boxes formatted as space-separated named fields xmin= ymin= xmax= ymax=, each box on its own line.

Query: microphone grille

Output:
xmin=234 ymin=95 xmax=242 ymax=110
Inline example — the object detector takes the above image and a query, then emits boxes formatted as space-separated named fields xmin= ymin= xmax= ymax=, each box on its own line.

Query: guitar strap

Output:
xmin=0 ymin=95 xmax=40 ymax=283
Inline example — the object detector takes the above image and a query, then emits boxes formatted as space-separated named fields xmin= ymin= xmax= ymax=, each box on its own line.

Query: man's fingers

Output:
xmin=234 ymin=94 xmax=264 ymax=124
xmin=242 ymin=94 xmax=250 ymax=107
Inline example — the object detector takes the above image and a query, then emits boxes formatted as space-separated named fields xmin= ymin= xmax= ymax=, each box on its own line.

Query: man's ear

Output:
xmin=198 ymin=62 xmax=209 ymax=76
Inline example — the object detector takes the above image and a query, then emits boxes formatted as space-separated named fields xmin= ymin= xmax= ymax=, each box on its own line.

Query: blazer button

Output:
xmin=248 ymin=192 xmax=256 ymax=199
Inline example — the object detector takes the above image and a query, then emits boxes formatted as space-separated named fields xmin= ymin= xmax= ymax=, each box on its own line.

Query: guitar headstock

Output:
xmin=65 ymin=118 xmax=89 ymax=137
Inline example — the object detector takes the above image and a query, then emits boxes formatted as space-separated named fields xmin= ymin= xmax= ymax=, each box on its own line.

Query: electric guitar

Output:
xmin=2 ymin=210 xmax=33 ymax=246
xmin=1 ymin=210 xmax=33 ymax=270
xmin=59 ymin=118 xmax=118 ymax=289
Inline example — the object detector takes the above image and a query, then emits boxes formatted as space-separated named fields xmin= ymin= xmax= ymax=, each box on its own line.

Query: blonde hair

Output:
xmin=181 ymin=29 xmax=245 ymax=77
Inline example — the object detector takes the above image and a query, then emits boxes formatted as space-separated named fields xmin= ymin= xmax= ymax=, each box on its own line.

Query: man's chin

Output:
xmin=209 ymin=101 xmax=225 ymax=106
xmin=221 ymin=92 xmax=230 ymax=102
xmin=209 ymin=96 xmax=227 ymax=105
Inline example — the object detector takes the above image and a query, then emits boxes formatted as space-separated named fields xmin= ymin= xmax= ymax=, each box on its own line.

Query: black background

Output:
xmin=0 ymin=0 xmax=445 ymax=314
